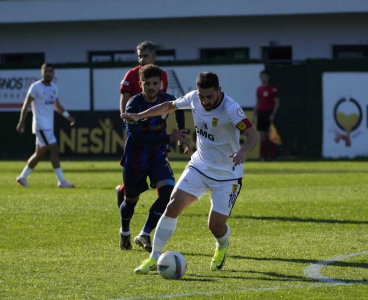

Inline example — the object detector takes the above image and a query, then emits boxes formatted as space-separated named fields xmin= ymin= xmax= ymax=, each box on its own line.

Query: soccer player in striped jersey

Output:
xmin=15 ymin=63 xmax=75 ymax=188
xmin=116 ymin=41 xmax=169 ymax=208
xmin=119 ymin=64 xmax=188 ymax=252
xmin=121 ymin=72 xmax=259 ymax=273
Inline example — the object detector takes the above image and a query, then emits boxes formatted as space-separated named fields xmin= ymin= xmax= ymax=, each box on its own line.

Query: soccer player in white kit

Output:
xmin=121 ymin=72 xmax=259 ymax=273
xmin=15 ymin=63 xmax=75 ymax=188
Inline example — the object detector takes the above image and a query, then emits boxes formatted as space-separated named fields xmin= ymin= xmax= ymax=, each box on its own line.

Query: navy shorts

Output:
xmin=257 ymin=110 xmax=273 ymax=131
xmin=123 ymin=157 xmax=175 ymax=198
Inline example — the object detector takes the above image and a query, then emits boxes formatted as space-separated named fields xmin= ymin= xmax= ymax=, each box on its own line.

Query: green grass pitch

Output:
xmin=1 ymin=161 xmax=368 ymax=299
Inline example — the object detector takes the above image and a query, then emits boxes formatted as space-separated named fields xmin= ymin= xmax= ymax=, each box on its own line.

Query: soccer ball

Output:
xmin=157 ymin=251 xmax=187 ymax=280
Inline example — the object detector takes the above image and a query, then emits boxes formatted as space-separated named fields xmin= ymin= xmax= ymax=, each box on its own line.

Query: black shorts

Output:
xmin=123 ymin=157 xmax=175 ymax=198
xmin=257 ymin=110 xmax=273 ymax=131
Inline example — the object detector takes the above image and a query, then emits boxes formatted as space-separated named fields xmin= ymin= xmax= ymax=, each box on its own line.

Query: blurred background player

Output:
xmin=116 ymin=41 xmax=169 ymax=206
xmin=15 ymin=63 xmax=75 ymax=188
xmin=119 ymin=64 xmax=187 ymax=252
xmin=120 ymin=41 xmax=168 ymax=114
xmin=252 ymin=70 xmax=280 ymax=161
xmin=121 ymin=72 xmax=259 ymax=274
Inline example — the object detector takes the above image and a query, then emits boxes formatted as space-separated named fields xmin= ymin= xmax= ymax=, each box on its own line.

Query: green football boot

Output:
xmin=134 ymin=257 xmax=158 ymax=275
xmin=210 ymin=241 xmax=229 ymax=271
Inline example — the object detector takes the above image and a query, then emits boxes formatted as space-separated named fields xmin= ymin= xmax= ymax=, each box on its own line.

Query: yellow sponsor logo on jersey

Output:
xmin=232 ymin=184 xmax=238 ymax=193
xmin=212 ymin=118 xmax=218 ymax=127
xmin=236 ymin=121 xmax=246 ymax=131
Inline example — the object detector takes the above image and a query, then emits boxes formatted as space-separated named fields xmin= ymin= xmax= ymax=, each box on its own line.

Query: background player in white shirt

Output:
xmin=16 ymin=63 xmax=75 ymax=188
xmin=121 ymin=71 xmax=259 ymax=274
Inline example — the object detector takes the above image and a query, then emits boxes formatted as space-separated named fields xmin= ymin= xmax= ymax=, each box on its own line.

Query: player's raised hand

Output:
xmin=120 ymin=113 xmax=140 ymax=122
xmin=229 ymin=148 xmax=247 ymax=168
xmin=16 ymin=122 xmax=25 ymax=134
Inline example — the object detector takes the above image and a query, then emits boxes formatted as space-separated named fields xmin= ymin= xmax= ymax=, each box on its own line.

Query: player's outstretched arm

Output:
xmin=229 ymin=127 xmax=259 ymax=167
xmin=121 ymin=101 xmax=177 ymax=122
xmin=54 ymin=98 xmax=75 ymax=126
xmin=16 ymin=94 xmax=34 ymax=134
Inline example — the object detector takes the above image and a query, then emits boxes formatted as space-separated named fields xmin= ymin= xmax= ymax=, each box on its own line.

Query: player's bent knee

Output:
xmin=165 ymin=201 xmax=182 ymax=218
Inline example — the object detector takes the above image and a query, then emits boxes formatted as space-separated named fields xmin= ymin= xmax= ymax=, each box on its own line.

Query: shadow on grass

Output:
xmin=180 ymin=277 xmax=214 ymax=282
xmin=232 ymin=215 xmax=368 ymax=225
xmin=183 ymin=252 xmax=368 ymax=270
xmin=244 ymin=168 xmax=368 ymax=175
xmin=186 ymin=213 xmax=368 ymax=225
xmin=236 ymin=256 xmax=368 ymax=269
xmin=186 ymin=270 xmax=313 ymax=283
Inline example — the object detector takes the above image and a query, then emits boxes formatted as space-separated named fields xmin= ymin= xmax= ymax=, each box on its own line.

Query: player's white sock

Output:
xmin=120 ymin=228 xmax=130 ymax=236
xmin=150 ymin=215 xmax=177 ymax=260
xmin=20 ymin=166 xmax=33 ymax=179
xmin=54 ymin=168 xmax=65 ymax=182
xmin=215 ymin=224 xmax=231 ymax=249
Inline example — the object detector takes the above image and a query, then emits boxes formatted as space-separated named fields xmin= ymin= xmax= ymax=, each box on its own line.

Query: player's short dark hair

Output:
xmin=196 ymin=72 xmax=219 ymax=90
xmin=260 ymin=70 xmax=269 ymax=76
xmin=139 ymin=64 xmax=162 ymax=81
xmin=137 ymin=41 xmax=156 ymax=53
xmin=41 ymin=63 xmax=54 ymax=70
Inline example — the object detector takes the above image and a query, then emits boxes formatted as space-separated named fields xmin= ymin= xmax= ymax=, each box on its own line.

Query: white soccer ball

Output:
xmin=157 ymin=251 xmax=187 ymax=280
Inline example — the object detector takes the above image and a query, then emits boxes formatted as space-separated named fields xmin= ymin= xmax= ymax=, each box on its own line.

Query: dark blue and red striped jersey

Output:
xmin=121 ymin=92 xmax=184 ymax=170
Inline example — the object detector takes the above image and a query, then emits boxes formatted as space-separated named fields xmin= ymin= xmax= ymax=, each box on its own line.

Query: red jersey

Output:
xmin=256 ymin=85 xmax=279 ymax=111
xmin=120 ymin=65 xmax=168 ymax=96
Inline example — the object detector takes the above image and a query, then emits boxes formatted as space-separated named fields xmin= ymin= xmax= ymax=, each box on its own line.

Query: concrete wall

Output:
xmin=1 ymin=13 xmax=368 ymax=63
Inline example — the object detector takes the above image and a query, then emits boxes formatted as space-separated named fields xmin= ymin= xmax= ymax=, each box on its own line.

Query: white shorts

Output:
xmin=175 ymin=166 xmax=242 ymax=216
xmin=35 ymin=130 xmax=57 ymax=147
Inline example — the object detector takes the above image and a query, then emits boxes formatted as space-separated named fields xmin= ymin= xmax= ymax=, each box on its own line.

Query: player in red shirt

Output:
xmin=252 ymin=70 xmax=280 ymax=161
xmin=119 ymin=41 xmax=168 ymax=114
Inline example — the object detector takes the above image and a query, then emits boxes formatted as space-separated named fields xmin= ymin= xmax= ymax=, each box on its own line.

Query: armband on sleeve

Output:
xmin=235 ymin=118 xmax=253 ymax=133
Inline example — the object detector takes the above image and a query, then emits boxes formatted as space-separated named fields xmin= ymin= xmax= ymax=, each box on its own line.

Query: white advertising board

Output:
xmin=323 ymin=72 xmax=368 ymax=158
xmin=93 ymin=64 xmax=264 ymax=110
xmin=0 ymin=69 xmax=90 ymax=111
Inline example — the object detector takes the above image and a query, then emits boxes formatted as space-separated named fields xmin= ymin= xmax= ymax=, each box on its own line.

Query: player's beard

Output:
xmin=202 ymin=95 xmax=220 ymax=111
xmin=145 ymin=90 xmax=158 ymax=100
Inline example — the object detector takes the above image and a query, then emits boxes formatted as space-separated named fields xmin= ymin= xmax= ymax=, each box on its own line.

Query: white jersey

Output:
xmin=175 ymin=90 xmax=250 ymax=181
xmin=28 ymin=80 xmax=58 ymax=133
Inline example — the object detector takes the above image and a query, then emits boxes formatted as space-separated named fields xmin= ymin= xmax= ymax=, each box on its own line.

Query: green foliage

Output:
xmin=1 ymin=161 xmax=367 ymax=299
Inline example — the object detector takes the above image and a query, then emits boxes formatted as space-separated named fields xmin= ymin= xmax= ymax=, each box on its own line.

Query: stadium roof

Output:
xmin=1 ymin=0 xmax=368 ymax=24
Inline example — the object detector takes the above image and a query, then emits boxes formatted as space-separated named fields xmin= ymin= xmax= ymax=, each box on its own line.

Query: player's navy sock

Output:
xmin=261 ymin=140 xmax=268 ymax=160
xmin=141 ymin=185 xmax=173 ymax=235
xmin=151 ymin=215 xmax=177 ymax=260
xmin=120 ymin=200 xmax=137 ymax=233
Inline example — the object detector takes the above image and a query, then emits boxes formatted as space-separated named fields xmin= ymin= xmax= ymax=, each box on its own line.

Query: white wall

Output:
xmin=1 ymin=0 xmax=368 ymax=23
xmin=93 ymin=64 xmax=264 ymax=110
xmin=1 ymin=14 xmax=368 ymax=63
